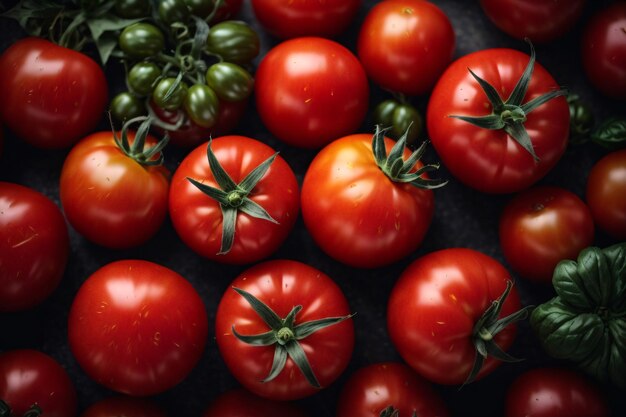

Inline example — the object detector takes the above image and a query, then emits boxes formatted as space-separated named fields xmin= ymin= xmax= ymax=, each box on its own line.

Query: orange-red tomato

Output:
xmin=586 ymin=149 xmax=626 ymax=239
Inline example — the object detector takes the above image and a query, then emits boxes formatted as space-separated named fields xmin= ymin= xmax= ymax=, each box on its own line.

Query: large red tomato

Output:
xmin=0 ymin=182 xmax=69 ymax=312
xmin=0 ymin=37 xmax=107 ymax=148
xmin=202 ymin=389 xmax=308 ymax=417
xmin=427 ymin=47 xmax=569 ymax=193
xmin=68 ymin=260 xmax=208 ymax=396
xmin=0 ymin=350 xmax=77 ymax=417
xmin=499 ymin=186 xmax=594 ymax=283
xmin=80 ymin=396 xmax=168 ymax=417
xmin=215 ymin=260 xmax=354 ymax=400
xmin=358 ymin=0 xmax=455 ymax=96
xmin=251 ymin=0 xmax=361 ymax=39
xmin=60 ymin=122 xmax=170 ymax=249
xmin=387 ymin=248 xmax=526 ymax=385
xmin=581 ymin=2 xmax=626 ymax=100
xmin=255 ymin=37 xmax=369 ymax=149
xmin=480 ymin=0 xmax=586 ymax=43
xmin=505 ymin=368 xmax=609 ymax=417
xmin=169 ymin=136 xmax=299 ymax=264
xmin=586 ymin=149 xmax=626 ymax=239
xmin=336 ymin=362 xmax=449 ymax=417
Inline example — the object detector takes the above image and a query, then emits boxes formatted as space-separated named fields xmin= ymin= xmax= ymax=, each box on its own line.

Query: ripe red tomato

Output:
xmin=479 ymin=0 xmax=586 ymax=43
xmin=499 ymin=186 xmax=594 ymax=283
xmin=251 ymin=0 xmax=361 ymax=39
xmin=586 ymin=149 xmax=626 ymax=239
xmin=202 ymin=389 xmax=308 ymax=417
xmin=0 ymin=37 xmax=107 ymax=148
xmin=81 ymin=396 xmax=168 ymax=417
xmin=427 ymin=47 xmax=569 ymax=193
xmin=336 ymin=362 xmax=449 ymax=417
xmin=215 ymin=260 xmax=354 ymax=400
xmin=0 ymin=182 xmax=69 ymax=312
xmin=0 ymin=349 xmax=77 ymax=417
xmin=255 ymin=37 xmax=369 ymax=149
xmin=505 ymin=368 xmax=609 ymax=417
xmin=387 ymin=248 xmax=524 ymax=385
xmin=68 ymin=260 xmax=208 ymax=396
xmin=169 ymin=136 xmax=299 ymax=264
xmin=60 ymin=125 xmax=169 ymax=249
xmin=581 ymin=2 xmax=626 ymax=100
xmin=358 ymin=0 xmax=455 ymax=96
xmin=301 ymin=132 xmax=437 ymax=268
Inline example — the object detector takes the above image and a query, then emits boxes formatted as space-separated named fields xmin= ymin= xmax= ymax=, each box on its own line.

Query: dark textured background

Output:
xmin=1 ymin=0 xmax=625 ymax=416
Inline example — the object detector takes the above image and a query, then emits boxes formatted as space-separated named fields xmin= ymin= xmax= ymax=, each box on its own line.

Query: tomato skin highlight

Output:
xmin=0 ymin=37 xmax=108 ymax=149
xmin=68 ymin=260 xmax=208 ymax=396
xmin=586 ymin=149 xmax=626 ymax=239
xmin=499 ymin=186 xmax=594 ymax=283
xmin=202 ymin=388 xmax=309 ymax=417
xmin=0 ymin=182 xmax=69 ymax=312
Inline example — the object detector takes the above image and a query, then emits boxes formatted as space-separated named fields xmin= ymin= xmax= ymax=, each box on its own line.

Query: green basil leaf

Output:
xmin=578 ymin=329 xmax=611 ymax=384
xmin=609 ymin=318 xmax=626 ymax=388
xmin=604 ymin=243 xmax=626 ymax=311
xmin=591 ymin=118 xmax=626 ymax=150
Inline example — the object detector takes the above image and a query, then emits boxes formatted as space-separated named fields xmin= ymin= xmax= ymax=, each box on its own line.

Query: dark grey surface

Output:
xmin=1 ymin=0 xmax=625 ymax=416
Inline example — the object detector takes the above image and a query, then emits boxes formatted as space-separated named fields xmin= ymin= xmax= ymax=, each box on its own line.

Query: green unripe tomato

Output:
xmin=373 ymin=99 xmax=423 ymax=146
xmin=159 ymin=0 xmax=190 ymax=25
xmin=206 ymin=21 xmax=260 ymax=64
xmin=128 ymin=62 xmax=162 ymax=96
xmin=114 ymin=0 xmax=151 ymax=18
xmin=184 ymin=84 xmax=220 ymax=128
xmin=153 ymin=77 xmax=188 ymax=111
xmin=184 ymin=0 xmax=213 ymax=17
xmin=110 ymin=92 xmax=146 ymax=122
xmin=206 ymin=62 xmax=253 ymax=102
xmin=119 ymin=23 xmax=165 ymax=58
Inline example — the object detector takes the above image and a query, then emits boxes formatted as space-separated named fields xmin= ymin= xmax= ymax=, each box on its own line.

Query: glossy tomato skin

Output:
xmin=81 ymin=396 xmax=168 ymax=417
xmin=215 ymin=260 xmax=354 ymax=400
xmin=581 ymin=2 xmax=626 ymax=100
xmin=358 ymin=0 xmax=455 ymax=96
xmin=336 ymin=362 xmax=449 ymax=417
xmin=505 ymin=368 xmax=609 ymax=417
xmin=0 ymin=182 xmax=69 ymax=312
xmin=387 ymin=248 xmax=522 ymax=385
xmin=479 ymin=0 xmax=586 ymax=43
xmin=0 ymin=350 xmax=77 ymax=417
xmin=68 ymin=260 xmax=208 ymax=396
xmin=251 ymin=0 xmax=361 ymax=39
xmin=499 ymin=186 xmax=594 ymax=283
xmin=169 ymin=136 xmax=299 ymax=264
xmin=255 ymin=37 xmax=369 ymax=149
xmin=60 ymin=131 xmax=170 ymax=249
xmin=427 ymin=48 xmax=569 ymax=193
xmin=586 ymin=149 xmax=626 ymax=239
xmin=202 ymin=388 xmax=309 ymax=417
xmin=301 ymin=134 xmax=434 ymax=268
xmin=0 ymin=37 xmax=107 ymax=148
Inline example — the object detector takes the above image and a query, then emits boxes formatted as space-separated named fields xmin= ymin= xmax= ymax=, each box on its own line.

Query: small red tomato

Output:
xmin=505 ymin=368 xmax=609 ymax=417
xmin=0 ymin=349 xmax=77 ymax=417
xmin=0 ymin=182 xmax=69 ymax=312
xmin=202 ymin=388 xmax=309 ymax=417
xmin=499 ymin=186 xmax=594 ymax=283
xmin=81 ymin=396 xmax=168 ymax=417
xmin=68 ymin=260 xmax=208 ymax=396
xmin=586 ymin=149 xmax=626 ymax=239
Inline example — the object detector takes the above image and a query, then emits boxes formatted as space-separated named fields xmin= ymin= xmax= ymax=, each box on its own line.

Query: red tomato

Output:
xmin=387 ymin=248 xmax=523 ymax=385
xmin=586 ymin=149 xmax=626 ymax=239
xmin=427 ymin=47 xmax=569 ymax=193
xmin=81 ymin=396 xmax=168 ymax=417
xmin=499 ymin=186 xmax=594 ymax=283
xmin=301 ymin=134 xmax=435 ymax=268
xmin=336 ymin=362 xmax=449 ymax=417
xmin=255 ymin=37 xmax=369 ymax=149
xmin=0 ymin=349 xmax=77 ymax=417
xmin=202 ymin=388 xmax=308 ymax=417
xmin=68 ymin=260 xmax=208 ymax=396
xmin=358 ymin=0 xmax=455 ymax=96
xmin=0 ymin=37 xmax=107 ymax=148
xmin=59 ymin=127 xmax=169 ymax=249
xmin=251 ymin=0 xmax=361 ymax=39
xmin=169 ymin=136 xmax=299 ymax=264
xmin=215 ymin=260 xmax=354 ymax=400
xmin=581 ymin=2 xmax=626 ymax=100
xmin=505 ymin=368 xmax=609 ymax=417
xmin=0 ymin=182 xmax=69 ymax=312
xmin=480 ymin=0 xmax=586 ymax=43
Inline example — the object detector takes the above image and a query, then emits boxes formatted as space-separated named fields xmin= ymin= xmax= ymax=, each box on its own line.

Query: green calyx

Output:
xmin=0 ymin=401 xmax=42 ymax=417
xmin=187 ymin=141 xmax=279 ymax=255
xmin=112 ymin=115 xmax=169 ymax=166
xmin=372 ymin=125 xmax=447 ymax=190
xmin=450 ymin=41 xmax=568 ymax=162
xmin=379 ymin=406 xmax=417 ymax=417
xmin=231 ymin=287 xmax=354 ymax=388
xmin=466 ymin=280 xmax=534 ymax=386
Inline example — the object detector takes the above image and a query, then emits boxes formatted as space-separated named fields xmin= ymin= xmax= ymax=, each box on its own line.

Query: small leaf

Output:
xmin=187 ymin=177 xmax=229 ymax=203
xmin=231 ymin=327 xmax=276 ymax=346
xmin=285 ymin=340 xmax=321 ymax=388
xmin=238 ymin=199 xmax=278 ymax=223
xmin=506 ymin=40 xmax=535 ymax=106
xmin=504 ymin=123 xmax=539 ymax=162
xmin=283 ymin=305 xmax=303 ymax=329
xmin=520 ymin=88 xmax=568 ymax=114
xmin=608 ymin=318 xmax=626 ymax=388
xmin=206 ymin=140 xmax=238 ymax=192
xmin=218 ymin=204 xmax=237 ymax=254
xmin=468 ymin=68 xmax=504 ymax=111
xmin=294 ymin=314 xmax=353 ymax=339
xmin=261 ymin=345 xmax=288 ymax=383
xmin=449 ymin=114 xmax=505 ymax=130
xmin=372 ymin=125 xmax=389 ymax=167
xmin=238 ymin=153 xmax=278 ymax=193
xmin=591 ymin=118 xmax=626 ymax=150
xmin=232 ymin=287 xmax=283 ymax=330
